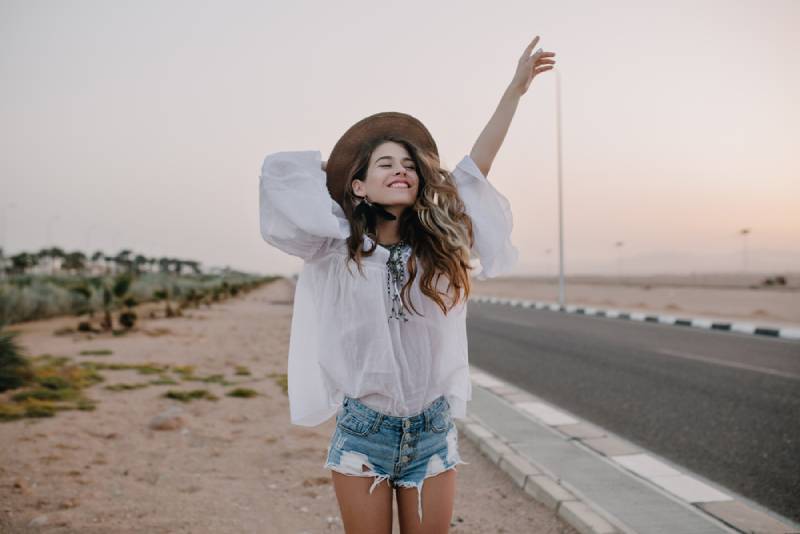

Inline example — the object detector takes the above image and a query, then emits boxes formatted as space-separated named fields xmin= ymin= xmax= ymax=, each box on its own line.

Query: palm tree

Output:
xmin=133 ymin=254 xmax=147 ymax=275
xmin=99 ymin=273 xmax=138 ymax=331
xmin=158 ymin=257 xmax=170 ymax=274
xmin=62 ymin=251 xmax=87 ymax=274
xmin=91 ymin=250 xmax=105 ymax=274
xmin=114 ymin=250 xmax=133 ymax=274
xmin=43 ymin=246 xmax=65 ymax=275
xmin=10 ymin=252 xmax=37 ymax=275
xmin=186 ymin=260 xmax=202 ymax=275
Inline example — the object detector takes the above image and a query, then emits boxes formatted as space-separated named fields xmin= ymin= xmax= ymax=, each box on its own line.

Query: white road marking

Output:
xmin=656 ymin=348 xmax=800 ymax=381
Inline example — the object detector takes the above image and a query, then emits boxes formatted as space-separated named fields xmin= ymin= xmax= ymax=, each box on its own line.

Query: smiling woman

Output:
xmin=258 ymin=34 xmax=555 ymax=534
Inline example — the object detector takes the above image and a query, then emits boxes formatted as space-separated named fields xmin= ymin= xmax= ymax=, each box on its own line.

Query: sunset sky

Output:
xmin=1 ymin=0 xmax=798 ymax=277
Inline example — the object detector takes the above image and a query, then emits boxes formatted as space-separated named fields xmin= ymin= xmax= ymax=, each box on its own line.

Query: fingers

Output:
xmin=521 ymin=35 xmax=540 ymax=58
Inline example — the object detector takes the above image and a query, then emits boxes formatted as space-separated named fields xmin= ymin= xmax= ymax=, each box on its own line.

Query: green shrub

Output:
xmin=227 ymin=387 xmax=258 ymax=398
xmin=79 ymin=349 xmax=113 ymax=356
xmin=0 ymin=324 xmax=34 ymax=392
xmin=164 ymin=389 xmax=218 ymax=402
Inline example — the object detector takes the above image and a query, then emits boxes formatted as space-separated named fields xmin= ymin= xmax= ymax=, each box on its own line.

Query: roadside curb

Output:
xmin=457 ymin=417 xmax=622 ymax=534
xmin=459 ymin=368 xmax=800 ymax=534
xmin=470 ymin=295 xmax=800 ymax=341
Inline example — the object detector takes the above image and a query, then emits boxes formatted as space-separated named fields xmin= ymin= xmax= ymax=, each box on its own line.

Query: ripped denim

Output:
xmin=323 ymin=394 xmax=469 ymax=524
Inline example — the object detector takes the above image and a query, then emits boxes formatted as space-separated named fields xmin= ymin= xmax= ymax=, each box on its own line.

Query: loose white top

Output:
xmin=259 ymin=150 xmax=518 ymax=426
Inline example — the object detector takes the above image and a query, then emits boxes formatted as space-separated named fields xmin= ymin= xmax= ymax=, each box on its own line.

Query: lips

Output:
xmin=387 ymin=179 xmax=411 ymax=188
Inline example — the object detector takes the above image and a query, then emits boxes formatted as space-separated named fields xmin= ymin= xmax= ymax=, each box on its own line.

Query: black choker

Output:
xmin=353 ymin=196 xmax=397 ymax=228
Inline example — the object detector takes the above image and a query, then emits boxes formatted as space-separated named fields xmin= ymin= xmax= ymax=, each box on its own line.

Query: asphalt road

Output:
xmin=466 ymin=301 xmax=800 ymax=523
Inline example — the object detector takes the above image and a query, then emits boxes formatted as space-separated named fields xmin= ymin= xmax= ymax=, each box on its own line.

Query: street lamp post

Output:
xmin=555 ymin=67 xmax=565 ymax=307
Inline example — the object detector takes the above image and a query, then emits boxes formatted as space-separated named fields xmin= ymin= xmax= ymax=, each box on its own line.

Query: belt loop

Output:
xmin=372 ymin=413 xmax=383 ymax=433
xmin=424 ymin=410 xmax=430 ymax=433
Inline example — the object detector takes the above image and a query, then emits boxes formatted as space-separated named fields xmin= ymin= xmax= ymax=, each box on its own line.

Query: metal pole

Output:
xmin=555 ymin=68 xmax=565 ymax=307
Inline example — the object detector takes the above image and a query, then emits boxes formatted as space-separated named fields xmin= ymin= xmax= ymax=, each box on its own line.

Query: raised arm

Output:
xmin=469 ymin=36 xmax=556 ymax=178
xmin=259 ymin=150 xmax=350 ymax=261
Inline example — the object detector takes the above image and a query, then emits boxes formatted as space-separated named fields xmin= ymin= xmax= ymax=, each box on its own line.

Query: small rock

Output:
xmin=59 ymin=498 xmax=80 ymax=509
xmin=149 ymin=406 xmax=185 ymax=431
xmin=13 ymin=478 xmax=30 ymax=495
xmin=28 ymin=515 xmax=48 ymax=527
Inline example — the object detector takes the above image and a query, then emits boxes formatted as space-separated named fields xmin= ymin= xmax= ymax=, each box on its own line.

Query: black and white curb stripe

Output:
xmin=463 ymin=369 xmax=800 ymax=534
xmin=470 ymin=296 xmax=800 ymax=341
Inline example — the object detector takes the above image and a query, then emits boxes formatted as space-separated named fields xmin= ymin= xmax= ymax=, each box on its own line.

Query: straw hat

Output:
xmin=325 ymin=111 xmax=439 ymax=210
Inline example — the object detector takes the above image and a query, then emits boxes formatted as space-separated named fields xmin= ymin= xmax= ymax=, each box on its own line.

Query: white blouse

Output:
xmin=259 ymin=149 xmax=518 ymax=426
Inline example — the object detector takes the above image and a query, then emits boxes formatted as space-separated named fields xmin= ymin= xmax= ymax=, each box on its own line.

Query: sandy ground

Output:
xmin=0 ymin=278 xmax=577 ymax=534
xmin=472 ymin=275 xmax=800 ymax=328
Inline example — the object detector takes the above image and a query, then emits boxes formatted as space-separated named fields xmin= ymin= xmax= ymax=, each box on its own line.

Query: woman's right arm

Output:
xmin=259 ymin=150 xmax=350 ymax=261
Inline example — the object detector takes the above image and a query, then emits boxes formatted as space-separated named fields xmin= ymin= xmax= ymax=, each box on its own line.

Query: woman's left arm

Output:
xmin=469 ymin=36 xmax=556 ymax=178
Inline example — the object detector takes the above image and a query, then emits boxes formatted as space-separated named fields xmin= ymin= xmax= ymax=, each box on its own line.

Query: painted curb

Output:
xmin=470 ymin=295 xmax=800 ymax=341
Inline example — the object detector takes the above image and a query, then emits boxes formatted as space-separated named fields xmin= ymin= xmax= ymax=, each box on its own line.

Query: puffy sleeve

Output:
xmin=259 ymin=150 xmax=351 ymax=261
xmin=451 ymin=154 xmax=519 ymax=279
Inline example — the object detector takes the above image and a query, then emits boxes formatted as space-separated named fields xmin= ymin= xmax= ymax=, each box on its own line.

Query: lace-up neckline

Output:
xmin=384 ymin=240 xmax=411 ymax=322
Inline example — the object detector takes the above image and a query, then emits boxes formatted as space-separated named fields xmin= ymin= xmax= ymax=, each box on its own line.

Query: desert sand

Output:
xmin=472 ymin=273 xmax=800 ymax=328
xmin=0 ymin=278 xmax=576 ymax=534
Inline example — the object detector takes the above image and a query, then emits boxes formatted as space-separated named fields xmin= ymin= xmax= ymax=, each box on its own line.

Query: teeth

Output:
xmin=389 ymin=183 xmax=409 ymax=188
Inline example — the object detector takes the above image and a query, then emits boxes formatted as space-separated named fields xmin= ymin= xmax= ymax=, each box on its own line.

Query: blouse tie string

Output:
xmin=385 ymin=240 xmax=410 ymax=322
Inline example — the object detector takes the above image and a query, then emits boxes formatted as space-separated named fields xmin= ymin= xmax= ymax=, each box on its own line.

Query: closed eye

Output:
xmin=380 ymin=165 xmax=416 ymax=170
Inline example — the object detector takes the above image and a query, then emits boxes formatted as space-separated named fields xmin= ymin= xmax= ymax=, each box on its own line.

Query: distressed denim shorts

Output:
xmin=324 ymin=394 xmax=469 ymax=523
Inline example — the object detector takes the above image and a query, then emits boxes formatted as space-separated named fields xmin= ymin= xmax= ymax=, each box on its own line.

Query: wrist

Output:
xmin=505 ymin=82 xmax=524 ymax=100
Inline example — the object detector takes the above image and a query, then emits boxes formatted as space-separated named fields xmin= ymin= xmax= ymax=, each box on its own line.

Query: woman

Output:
xmin=259 ymin=36 xmax=555 ymax=534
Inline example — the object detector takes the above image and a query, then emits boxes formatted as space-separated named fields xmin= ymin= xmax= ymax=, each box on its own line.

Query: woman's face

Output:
xmin=352 ymin=141 xmax=419 ymax=210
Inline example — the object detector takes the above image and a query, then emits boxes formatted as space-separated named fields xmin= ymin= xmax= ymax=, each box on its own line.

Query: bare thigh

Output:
xmin=396 ymin=468 xmax=457 ymax=534
xmin=331 ymin=470 xmax=393 ymax=534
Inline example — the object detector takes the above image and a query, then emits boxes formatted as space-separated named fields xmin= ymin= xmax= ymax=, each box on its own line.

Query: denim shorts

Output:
xmin=324 ymin=394 xmax=469 ymax=523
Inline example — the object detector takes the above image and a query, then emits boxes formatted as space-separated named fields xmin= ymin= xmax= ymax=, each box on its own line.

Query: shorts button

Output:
xmin=403 ymin=420 xmax=410 ymax=429
xmin=401 ymin=455 xmax=409 ymax=462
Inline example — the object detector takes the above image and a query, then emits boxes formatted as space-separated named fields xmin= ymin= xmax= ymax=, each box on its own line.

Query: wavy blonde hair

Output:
xmin=341 ymin=135 xmax=475 ymax=317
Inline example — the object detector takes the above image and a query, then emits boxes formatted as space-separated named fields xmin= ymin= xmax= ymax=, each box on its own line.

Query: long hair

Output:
xmin=341 ymin=135 xmax=475 ymax=317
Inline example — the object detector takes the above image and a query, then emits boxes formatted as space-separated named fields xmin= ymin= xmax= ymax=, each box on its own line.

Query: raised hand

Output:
xmin=468 ymin=35 xmax=557 ymax=177
xmin=510 ymin=35 xmax=556 ymax=96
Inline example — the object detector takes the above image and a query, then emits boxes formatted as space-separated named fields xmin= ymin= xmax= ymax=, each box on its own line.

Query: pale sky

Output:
xmin=1 ymin=0 xmax=798 ymax=276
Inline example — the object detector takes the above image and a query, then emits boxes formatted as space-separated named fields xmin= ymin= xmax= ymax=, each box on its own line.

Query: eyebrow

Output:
xmin=376 ymin=156 xmax=414 ymax=163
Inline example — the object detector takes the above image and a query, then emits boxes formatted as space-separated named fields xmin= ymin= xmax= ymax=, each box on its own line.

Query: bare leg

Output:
xmin=331 ymin=468 xmax=393 ymax=534
xmin=396 ymin=468 xmax=456 ymax=534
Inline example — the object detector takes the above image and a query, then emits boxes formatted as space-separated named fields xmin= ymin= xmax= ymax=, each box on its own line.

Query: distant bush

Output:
xmin=0 ymin=272 xmax=277 ymax=325
xmin=761 ymin=275 xmax=787 ymax=287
